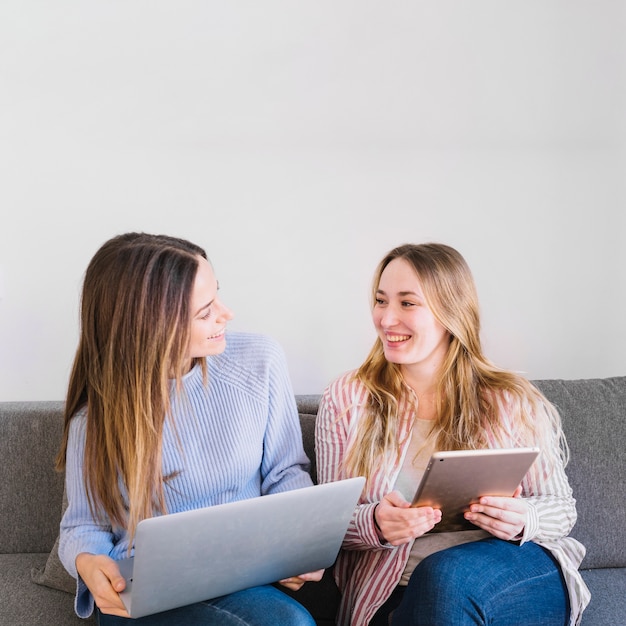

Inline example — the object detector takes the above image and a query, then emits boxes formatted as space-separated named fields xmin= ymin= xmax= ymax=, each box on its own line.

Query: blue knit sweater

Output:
xmin=58 ymin=331 xmax=313 ymax=617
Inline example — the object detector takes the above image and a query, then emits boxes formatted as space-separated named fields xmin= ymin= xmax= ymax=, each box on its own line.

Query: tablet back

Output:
xmin=411 ymin=447 xmax=540 ymax=532
xmin=117 ymin=477 xmax=364 ymax=618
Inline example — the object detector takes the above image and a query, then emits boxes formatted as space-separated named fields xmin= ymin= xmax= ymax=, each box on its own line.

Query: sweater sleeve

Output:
xmin=259 ymin=339 xmax=313 ymax=495
xmin=58 ymin=409 xmax=117 ymax=618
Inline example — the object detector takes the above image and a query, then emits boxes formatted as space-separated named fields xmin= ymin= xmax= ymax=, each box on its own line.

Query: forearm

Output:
xmin=61 ymin=414 xmax=117 ymax=578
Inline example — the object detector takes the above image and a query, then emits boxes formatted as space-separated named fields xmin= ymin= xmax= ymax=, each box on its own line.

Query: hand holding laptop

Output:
xmin=114 ymin=478 xmax=365 ymax=618
xmin=278 ymin=568 xmax=325 ymax=591
xmin=75 ymin=552 xmax=130 ymax=619
xmin=78 ymin=552 xmax=325 ymax=617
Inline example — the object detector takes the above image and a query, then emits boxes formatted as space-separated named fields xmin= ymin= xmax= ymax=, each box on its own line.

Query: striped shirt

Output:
xmin=315 ymin=371 xmax=591 ymax=626
xmin=59 ymin=331 xmax=313 ymax=618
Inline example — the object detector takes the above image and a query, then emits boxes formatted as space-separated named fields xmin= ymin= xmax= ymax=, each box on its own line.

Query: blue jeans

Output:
xmin=96 ymin=584 xmax=316 ymax=626
xmin=389 ymin=538 xmax=570 ymax=626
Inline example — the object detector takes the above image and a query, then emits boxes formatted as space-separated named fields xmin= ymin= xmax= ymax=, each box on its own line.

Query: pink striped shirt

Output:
xmin=315 ymin=371 xmax=590 ymax=626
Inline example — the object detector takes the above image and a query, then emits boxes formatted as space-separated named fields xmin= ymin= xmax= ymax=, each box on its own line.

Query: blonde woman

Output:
xmin=316 ymin=243 xmax=590 ymax=626
xmin=57 ymin=232 xmax=321 ymax=625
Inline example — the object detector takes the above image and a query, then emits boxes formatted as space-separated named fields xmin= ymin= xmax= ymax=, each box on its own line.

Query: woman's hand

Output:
xmin=375 ymin=491 xmax=442 ymax=546
xmin=464 ymin=485 xmax=527 ymax=541
xmin=75 ymin=552 xmax=130 ymax=617
xmin=278 ymin=569 xmax=325 ymax=591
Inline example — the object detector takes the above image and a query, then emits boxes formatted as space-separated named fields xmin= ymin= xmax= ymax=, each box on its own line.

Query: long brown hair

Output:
xmin=343 ymin=243 xmax=567 ymax=481
xmin=56 ymin=232 xmax=208 ymax=541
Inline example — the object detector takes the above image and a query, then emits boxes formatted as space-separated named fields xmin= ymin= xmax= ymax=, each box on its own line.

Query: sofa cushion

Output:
xmin=0 ymin=553 xmax=92 ymax=625
xmin=30 ymin=478 xmax=76 ymax=595
xmin=579 ymin=568 xmax=626 ymax=625
xmin=30 ymin=534 xmax=75 ymax=595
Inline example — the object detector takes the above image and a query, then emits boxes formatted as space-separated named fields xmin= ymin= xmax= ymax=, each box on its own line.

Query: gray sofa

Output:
xmin=1 ymin=377 xmax=624 ymax=625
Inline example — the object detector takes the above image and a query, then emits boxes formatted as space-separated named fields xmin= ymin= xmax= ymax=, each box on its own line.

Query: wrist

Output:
xmin=373 ymin=503 xmax=386 ymax=541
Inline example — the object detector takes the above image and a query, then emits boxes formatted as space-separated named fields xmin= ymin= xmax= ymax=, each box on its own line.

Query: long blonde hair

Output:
xmin=56 ymin=232 xmax=208 ymax=541
xmin=342 ymin=243 xmax=567 ymax=481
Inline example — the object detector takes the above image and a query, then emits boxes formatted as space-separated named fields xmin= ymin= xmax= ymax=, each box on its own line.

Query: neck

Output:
xmin=401 ymin=367 xmax=440 ymax=421
xmin=401 ymin=366 xmax=438 ymax=397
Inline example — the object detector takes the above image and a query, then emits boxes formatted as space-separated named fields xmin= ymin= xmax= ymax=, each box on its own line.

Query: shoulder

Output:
xmin=68 ymin=405 xmax=88 ymax=436
xmin=64 ymin=405 xmax=89 ymax=460
xmin=321 ymin=370 xmax=369 ymax=411
xmin=206 ymin=331 xmax=289 ymax=394
xmin=325 ymin=369 xmax=364 ymax=393
xmin=485 ymin=378 xmax=551 ymax=417
xmin=222 ymin=331 xmax=284 ymax=361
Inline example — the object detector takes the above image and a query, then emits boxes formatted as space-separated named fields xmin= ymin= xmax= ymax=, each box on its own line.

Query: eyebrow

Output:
xmin=376 ymin=289 xmax=421 ymax=297
xmin=194 ymin=280 xmax=220 ymax=316
xmin=194 ymin=300 xmax=214 ymax=316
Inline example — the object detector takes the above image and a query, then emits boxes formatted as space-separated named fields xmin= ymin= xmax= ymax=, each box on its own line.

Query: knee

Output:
xmin=281 ymin=602 xmax=316 ymax=626
xmin=392 ymin=550 xmax=481 ymax=625
xmin=408 ymin=549 xmax=467 ymax=597
xmin=272 ymin=594 xmax=316 ymax=626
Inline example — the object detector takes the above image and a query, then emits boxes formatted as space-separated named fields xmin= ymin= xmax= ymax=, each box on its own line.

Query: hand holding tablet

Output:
xmin=411 ymin=447 xmax=540 ymax=533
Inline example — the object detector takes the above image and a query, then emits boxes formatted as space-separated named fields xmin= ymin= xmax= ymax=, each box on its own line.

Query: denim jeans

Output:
xmin=96 ymin=584 xmax=316 ymax=626
xmin=387 ymin=538 xmax=570 ymax=626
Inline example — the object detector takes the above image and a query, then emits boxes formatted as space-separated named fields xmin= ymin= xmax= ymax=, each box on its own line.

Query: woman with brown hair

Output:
xmin=57 ymin=232 xmax=321 ymax=625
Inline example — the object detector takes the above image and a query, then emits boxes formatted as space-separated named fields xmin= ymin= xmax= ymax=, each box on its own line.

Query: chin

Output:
xmin=383 ymin=351 xmax=404 ymax=365
xmin=207 ymin=342 xmax=227 ymax=356
xmin=191 ymin=344 xmax=226 ymax=359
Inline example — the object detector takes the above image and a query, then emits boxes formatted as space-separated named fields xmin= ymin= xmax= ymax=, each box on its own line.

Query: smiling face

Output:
xmin=188 ymin=256 xmax=234 ymax=362
xmin=373 ymin=257 xmax=451 ymax=383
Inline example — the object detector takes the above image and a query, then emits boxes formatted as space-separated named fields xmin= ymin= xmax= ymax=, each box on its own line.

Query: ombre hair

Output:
xmin=342 ymin=243 xmax=567 ymax=483
xmin=56 ymin=232 xmax=208 ymax=542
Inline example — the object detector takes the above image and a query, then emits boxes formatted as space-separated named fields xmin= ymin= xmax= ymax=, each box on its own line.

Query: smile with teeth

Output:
xmin=209 ymin=330 xmax=225 ymax=339
xmin=387 ymin=334 xmax=410 ymax=343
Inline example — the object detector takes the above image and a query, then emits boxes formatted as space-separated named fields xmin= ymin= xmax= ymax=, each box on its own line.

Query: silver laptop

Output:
xmin=117 ymin=477 xmax=365 ymax=618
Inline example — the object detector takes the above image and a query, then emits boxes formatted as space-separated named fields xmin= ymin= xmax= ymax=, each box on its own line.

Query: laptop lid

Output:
xmin=117 ymin=477 xmax=365 ymax=618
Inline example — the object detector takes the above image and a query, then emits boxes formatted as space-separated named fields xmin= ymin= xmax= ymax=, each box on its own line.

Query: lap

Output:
xmin=391 ymin=538 xmax=569 ymax=626
xmin=96 ymin=584 xmax=316 ymax=626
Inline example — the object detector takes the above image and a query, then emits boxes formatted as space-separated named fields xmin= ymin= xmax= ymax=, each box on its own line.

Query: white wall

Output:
xmin=1 ymin=1 xmax=624 ymax=401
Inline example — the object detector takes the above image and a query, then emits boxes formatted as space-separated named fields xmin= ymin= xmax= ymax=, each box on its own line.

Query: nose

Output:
xmin=378 ymin=305 xmax=399 ymax=328
xmin=216 ymin=298 xmax=235 ymax=322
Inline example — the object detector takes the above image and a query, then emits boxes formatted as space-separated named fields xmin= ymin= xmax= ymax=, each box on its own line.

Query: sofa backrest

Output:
xmin=296 ymin=377 xmax=626 ymax=571
xmin=532 ymin=377 xmax=626 ymax=569
xmin=0 ymin=401 xmax=66 ymax=554
xmin=1 ymin=377 xmax=624 ymax=571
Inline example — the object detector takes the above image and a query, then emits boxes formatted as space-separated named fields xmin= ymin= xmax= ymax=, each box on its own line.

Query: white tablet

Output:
xmin=411 ymin=447 xmax=540 ymax=532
